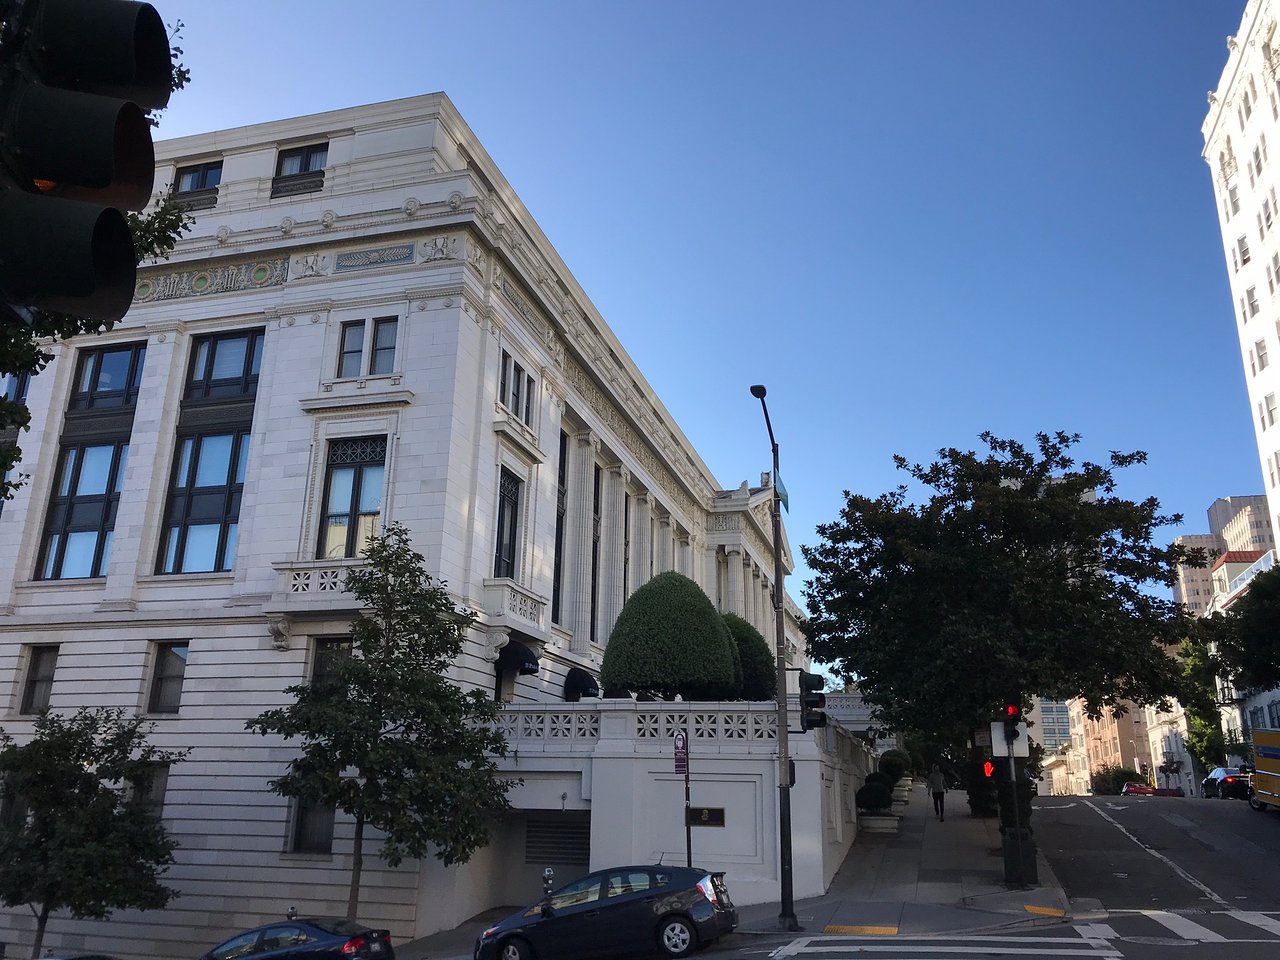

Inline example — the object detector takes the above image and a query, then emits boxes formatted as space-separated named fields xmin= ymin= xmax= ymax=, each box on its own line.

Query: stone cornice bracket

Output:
xmin=1208 ymin=90 xmax=1218 ymax=105
xmin=574 ymin=430 xmax=600 ymax=455
xmin=267 ymin=615 xmax=292 ymax=652
xmin=543 ymin=370 xmax=567 ymax=410
xmin=1228 ymin=35 xmax=1238 ymax=52
xmin=608 ymin=462 xmax=631 ymax=485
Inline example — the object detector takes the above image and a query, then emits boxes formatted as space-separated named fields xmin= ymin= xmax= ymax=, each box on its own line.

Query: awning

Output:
xmin=564 ymin=666 xmax=600 ymax=702
xmin=496 ymin=639 xmax=540 ymax=676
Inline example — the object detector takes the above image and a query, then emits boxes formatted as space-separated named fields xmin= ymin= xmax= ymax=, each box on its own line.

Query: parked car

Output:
xmin=1202 ymin=767 xmax=1250 ymax=799
xmin=474 ymin=865 xmax=738 ymax=960
xmin=1121 ymin=782 xmax=1154 ymax=796
xmin=1153 ymin=786 xmax=1186 ymax=797
xmin=199 ymin=917 xmax=393 ymax=960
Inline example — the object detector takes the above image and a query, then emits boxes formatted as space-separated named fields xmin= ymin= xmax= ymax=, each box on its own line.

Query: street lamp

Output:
xmin=749 ymin=383 xmax=800 ymax=932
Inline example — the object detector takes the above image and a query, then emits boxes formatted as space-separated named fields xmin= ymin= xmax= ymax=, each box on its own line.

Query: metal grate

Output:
xmin=328 ymin=436 xmax=386 ymax=465
xmin=525 ymin=812 xmax=590 ymax=865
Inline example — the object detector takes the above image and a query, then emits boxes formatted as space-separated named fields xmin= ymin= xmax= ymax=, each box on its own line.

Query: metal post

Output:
xmin=750 ymin=384 xmax=800 ymax=932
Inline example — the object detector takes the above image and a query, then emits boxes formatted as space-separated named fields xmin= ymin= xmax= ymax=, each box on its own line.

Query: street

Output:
xmin=703 ymin=796 xmax=1280 ymax=960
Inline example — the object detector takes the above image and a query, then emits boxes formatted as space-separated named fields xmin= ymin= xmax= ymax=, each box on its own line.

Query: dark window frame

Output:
xmin=276 ymin=143 xmax=328 ymax=177
xmin=148 ymin=641 xmax=189 ymax=714
xmin=175 ymin=161 xmax=222 ymax=193
xmin=290 ymin=798 xmax=336 ymax=854
xmin=494 ymin=467 xmax=521 ymax=579
xmin=498 ymin=350 xmax=536 ymax=427
xmin=38 ymin=439 xmax=129 ymax=580
xmin=335 ymin=317 xmax=397 ymax=379
xmin=20 ymin=645 xmax=58 ymax=715
xmin=551 ymin=431 xmax=568 ymax=624
xmin=2 ymin=371 xmax=30 ymax=405
xmin=157 ymin=430 xmax=249 ymax=574
xmin=316 ymin=436 xmax=387 ymax=560
xmin=70 ymin=342 xmax=146 ymax=411
xmin=185 ymin=328 xmax=264 ymax=401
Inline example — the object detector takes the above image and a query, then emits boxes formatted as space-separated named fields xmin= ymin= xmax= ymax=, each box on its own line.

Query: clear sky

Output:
xmin=156 ymin=1 xmax=1253 ymax=596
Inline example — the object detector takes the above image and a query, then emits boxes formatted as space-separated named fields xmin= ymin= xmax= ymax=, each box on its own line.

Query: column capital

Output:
xmin=607 ymin=462 xmax=631 ymax=485
xmin=573 ymin=430 xmax=600 ymax=453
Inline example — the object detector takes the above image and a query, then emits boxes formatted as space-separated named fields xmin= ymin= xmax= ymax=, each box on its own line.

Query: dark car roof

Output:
xmin=210 ymin=917 xmax=381 ymax=948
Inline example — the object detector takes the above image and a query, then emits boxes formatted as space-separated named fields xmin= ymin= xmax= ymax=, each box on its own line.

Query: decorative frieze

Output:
xmin=134 ymin=258 xmax=289 ymax=302
xmin=335 ymin=243 xmax=415 ymax=273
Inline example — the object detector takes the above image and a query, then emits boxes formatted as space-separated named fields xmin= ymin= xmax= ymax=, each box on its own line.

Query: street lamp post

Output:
xmin=749 ymin=383 xmax=800 ymax=932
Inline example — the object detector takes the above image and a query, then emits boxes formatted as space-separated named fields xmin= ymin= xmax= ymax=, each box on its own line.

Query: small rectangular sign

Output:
xmin=989 ymin=721 xmax=1030 ymax=758
xmin=674 ymin=731 xmax=688 ymax=774
xmin=685 ymin=806 xmax=725 ymax=827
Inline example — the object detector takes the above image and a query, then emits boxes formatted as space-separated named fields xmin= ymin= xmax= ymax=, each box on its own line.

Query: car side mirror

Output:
xmin=541 ymin=901 xmax=554 ymax=919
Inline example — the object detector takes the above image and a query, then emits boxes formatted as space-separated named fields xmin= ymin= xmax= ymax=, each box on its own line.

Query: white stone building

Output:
xmin=0 ymin=94 xmax=867 ymax=958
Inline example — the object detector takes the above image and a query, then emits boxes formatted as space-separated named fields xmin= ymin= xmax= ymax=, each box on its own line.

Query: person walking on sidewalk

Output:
xmin=927 ymin=763 xmax=947 ymax=821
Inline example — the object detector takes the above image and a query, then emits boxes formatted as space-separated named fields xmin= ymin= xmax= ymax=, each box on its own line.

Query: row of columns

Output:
xmin=724 ymin=545 xmax=777 ymax=647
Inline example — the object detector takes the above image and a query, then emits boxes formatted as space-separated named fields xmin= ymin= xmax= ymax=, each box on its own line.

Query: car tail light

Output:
xmin=1226 ymin=776 xmax=1236 ymax=783
xmin=342 ymin=937 xmax=367 ymax=956
xmin=696 ymin=875 xmax=719 ymax=906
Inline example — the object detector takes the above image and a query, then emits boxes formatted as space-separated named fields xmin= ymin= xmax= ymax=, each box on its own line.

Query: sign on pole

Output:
xmin=989 ymin=721 xmax=1030 ymax=758
xmin=674 ymin=731 xmax=688 ymax=774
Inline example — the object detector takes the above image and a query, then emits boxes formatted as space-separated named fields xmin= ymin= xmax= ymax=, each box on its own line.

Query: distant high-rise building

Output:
xmin=1172 ymin=496 xmax=1273 ymax=615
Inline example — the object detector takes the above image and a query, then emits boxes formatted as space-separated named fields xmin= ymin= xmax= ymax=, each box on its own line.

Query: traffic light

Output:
xmin=1001 ymin=693 xmax=1023 ymax=744
xmin=982 ymin=760 xmax=995 ymax=779
xmin=798 ymin=671 xmax=827 ymax=731
xmin=0 ymin=0 xmax=171 ymax=322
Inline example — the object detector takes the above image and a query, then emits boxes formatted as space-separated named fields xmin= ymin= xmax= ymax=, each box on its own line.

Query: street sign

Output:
xmin=989 ymin=721 xmax=1029 ymax=757
xmin=674 ymin=731 xmax=688 ymax=774
xmin=975 ymin=727 xmax=992 ymax=748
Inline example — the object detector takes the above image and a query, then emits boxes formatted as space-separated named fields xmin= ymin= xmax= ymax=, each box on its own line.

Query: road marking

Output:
xmin=1081 ymin=800 xmax=1228 ymax=906
xmin=770 ymin=943 xmax=1120 ymax=956
xmin=822 ymin=924 xmax=897 ymax=934
xmin=1230 ymin=910 xmax=1280 ymax=936
xmin=1141 ymin=909 xmax=1227 ymax=942
xmin=1035 ymin=802 xmax=1078 ymax=809
xmin=1025 ymin=904 xmax=1067 ymax=916
xmin=1074 ymin=922 xmax=1118 ymax=940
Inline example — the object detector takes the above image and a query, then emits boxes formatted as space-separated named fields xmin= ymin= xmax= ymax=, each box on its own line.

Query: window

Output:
xmin=1 ymin=371 xmax=30 ymax=405
xmin=176 ymin=161 xmax=222 ymax=193
xmin=130 ymin=763 xmax=170 ymax=819
xmin=336 ymin=317 xmax=397 ymax=379
xmin=148 ymin=642 xmax=189 ymax=714
xmin=20 ymin=645 xmax=58 ymax=714
xmin=1267 ymin=393 xmax=1278 ymax=428
xmin=158 ymin=431 xmax=249 ymax=573
xmin=39 ymin=440 xmax=129 ymax=579
xmin=498 ymin=350 xmax=535 ymax=427
xmin=317 ymin=436 xmax=386 ymax=559
xmin=1249 ymin=287 xmax=1261 ymax=316
xmin=548 ymin=874 xmax=602 ymax=910
xmin=590 ymin=464 xmax=601 ymax=645
xmin=273 ymin=143 xmax=328 ymax=197
xmin=311 ymin=638 xmax=351 ymax=688
xmin=186 ymin=329 xmax=264 ymax=400
xmin=1240 ymin=235 xmax=1252 ymax=265
xmin=1230 ymin=183 xmax=1241 ymax=215
xmin=1259 ymin=339 xmax=1270 ymax=372
xmin=70 ymin=343 xmax=146 ymax=410
xmin=493 ymin=467 xmax=521 ymax=579
xmin=290 ymin=798 xmax=335 ymax=854
xmin=551 ymin=432 xmax=568 ymax=624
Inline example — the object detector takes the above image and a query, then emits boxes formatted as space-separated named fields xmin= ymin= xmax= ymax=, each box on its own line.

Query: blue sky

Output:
xmin=157 ymin=1 xmax=1252 ymax=596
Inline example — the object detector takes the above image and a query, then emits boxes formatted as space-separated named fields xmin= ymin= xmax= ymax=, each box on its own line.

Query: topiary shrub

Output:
xmin=881 ymin=748 xmax=912 ymax=774
xmin=878 ymin=754 xmax=907 ymax=785
xmin=722 ymin=613 xmax=776 ymax=700
xmin=865 ymin=771 xmax=895 ymax=790
xmin=600 ymin=571 xmax=739 ymax=700
xmin=855 ymin=782 xmax=893 ymax=813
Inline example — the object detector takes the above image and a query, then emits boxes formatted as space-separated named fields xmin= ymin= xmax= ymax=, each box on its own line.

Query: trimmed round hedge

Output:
xmin=864 ymin=771 xmax=895 ymax=790
xmin=855 ymin=782 xmax=893 ymax=813
xmin=722 ymin=612 xmax=776 ymax=700
xmin=600 ymin=572 xmax=739 ymax=700
xmin=878 ymin=754 xmax=907 ymax=785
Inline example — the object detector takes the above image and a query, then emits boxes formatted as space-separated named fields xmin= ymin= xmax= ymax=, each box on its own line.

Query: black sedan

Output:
xmin=475 ymin=865 xmax=738 ymax=960
xmin=1202 ymin=767 xmax=1250 ymax=799
xmin=200 ymin=917 xmax=394 ymax=960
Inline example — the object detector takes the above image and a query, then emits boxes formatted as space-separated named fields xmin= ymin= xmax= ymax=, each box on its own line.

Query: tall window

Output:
xmin=1230 ymin=183 xmax=1241 ymax=215
xmin=148 ymin=642 xmax=189 ymax=714
xmin=186 ymin=328 xmax=263 ymax=400
xmin=499 ymin=350 xmax=535 ymax=427
xmin=623 ymin=491 xmax=632 ymax=597
xmin=20 ymin=645 xmax=58 ymax=714
xmin=158 ymin=431 xmax=249 ymax=573
xmin=70 ymin=343 xmax=146 ymax=410
xmin=551 ymin=432 xmax=568 ymax=623
xmin=336 ymin=317 xmax=397 ymax=378
xmin=1 ymin=371 xmax=30 ymax=405
xmin=290 ymin=799 xmax=335 ymax=854
xmin=1240 ymin=235 xmax=1253 ymax=266
xmin=317 ymin=437 xmax=386 ymax=559
xmin=590 ymin=464 xmax=601 ymax=645
xmin=39 ymin=440 xmax=129 ymax=578
xmin=1249 ymin=287 xmax=1261 ymax=316
xmin=1259 ymin=339 xmax=1270 ymax=372
xmin=312 ymin=638 xmax=352 ymax=688
xmin=494 ymin=468 xmax=521 ymax=579
xmin=130 ymin=763 xmax=170 ymax=819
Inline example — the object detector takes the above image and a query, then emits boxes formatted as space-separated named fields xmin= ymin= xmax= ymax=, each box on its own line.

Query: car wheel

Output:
xmin=658 ymin=915 xmax=697 ymax=958
xmin=1249 ymin=792 xmax=1266 ymax=811
xmin=498 ymin=937 xmax=533 ymax=960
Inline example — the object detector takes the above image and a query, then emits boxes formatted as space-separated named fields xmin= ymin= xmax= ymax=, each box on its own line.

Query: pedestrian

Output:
xmin=927 ymin=763 xmax=946 ymax=821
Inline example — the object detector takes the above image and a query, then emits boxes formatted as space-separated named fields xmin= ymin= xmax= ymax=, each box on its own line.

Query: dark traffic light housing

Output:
xmin=0 ymin=0 xmax=171 ymax=321
xmin=798 ymin=670 xmax=827 ymax=731
xmin=1002 ymin=693 xmax=1023 ymax=744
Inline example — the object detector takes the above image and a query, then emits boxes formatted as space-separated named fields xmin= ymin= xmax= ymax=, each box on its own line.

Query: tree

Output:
xmin=1178 ymin=629 xmax=1228 ymax=776
xmin=0 ymin=21 xmax=193 ymax=502
xmin=1215 ymin=565 xmax=1280 ymax=693
xmin=802 ymin=431 xmax=1197 ymax=737
xmin=722 ymin=612 xmax=776 ymax=701
xmin=247 ymin=523 xmax=515 ymax=920
xmin=600 ymin=571 xmax=739 ymax=700
xmin=0 ymin=708 xmax=186 ymax=958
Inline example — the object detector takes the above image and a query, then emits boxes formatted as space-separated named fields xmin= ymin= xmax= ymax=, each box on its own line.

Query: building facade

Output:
xmin=0 ymin=94 xmax=819 ymax=956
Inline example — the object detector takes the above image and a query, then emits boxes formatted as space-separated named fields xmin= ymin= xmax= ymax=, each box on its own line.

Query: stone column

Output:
xmin=600 ymin=463 xmax=629 ymax=643
xmin=726 ymin=546 xmax=745 ymax=617
xmin=566 ymin=431 xmax=599 ymax=652
xmin=760 ymin=577 xmax=772 ymax=639
xmin=632 ymin=491 xmax=652 ymax=592
xmin=676 ymin=530 xmax=690 ymax=577
xmin=656 ymin=513 xmax=673 ymax=573
xmin=749 ymin=563 xmax=762 ymax=631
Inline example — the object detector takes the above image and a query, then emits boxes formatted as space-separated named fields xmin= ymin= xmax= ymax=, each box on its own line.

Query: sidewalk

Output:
xmin=736 ymin=778 xmax=1071 ymax=936
xmin=398 ymin=780 xmax=1072 ymax=959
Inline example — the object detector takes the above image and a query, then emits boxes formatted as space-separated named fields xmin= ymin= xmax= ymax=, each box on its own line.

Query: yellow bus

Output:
xmin=1249 ymin=728 xmax=1280 ymax=813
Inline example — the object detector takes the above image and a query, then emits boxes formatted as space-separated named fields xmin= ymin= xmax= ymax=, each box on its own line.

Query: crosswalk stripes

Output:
xmin=769 ymin=933 xmax=1121 ymax=958
xmin=1101 ymin=908 xmax=1280 ymax=944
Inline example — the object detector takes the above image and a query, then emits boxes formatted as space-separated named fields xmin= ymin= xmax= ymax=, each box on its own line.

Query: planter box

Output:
xmin=859 ymin=813 xmax=899 ymax=833
xmin=892 ymin=783 xmax=910 ymax=803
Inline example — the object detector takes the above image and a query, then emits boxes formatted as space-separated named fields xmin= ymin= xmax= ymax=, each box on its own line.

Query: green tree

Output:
xmin=600 ymin=572 xmax=738 ymax=700
xmin=722 ymin=612 xmax=776 ymax=700
xmin=0 ymin=708 xmax=186 ymax=958
xmin=247 ymin=523 xmax=514 ymax=920
xmin=1178 ymin=631 xmax=1228 ymax=777
xmin=1215 ymin=565 xmax=1280 ymax=694
xmin=802 ymin=431 xmax=1196 ymax=738
xmin=1 ymin=21 xmax=193 ymax=502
